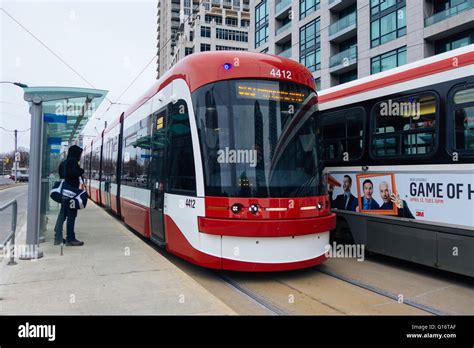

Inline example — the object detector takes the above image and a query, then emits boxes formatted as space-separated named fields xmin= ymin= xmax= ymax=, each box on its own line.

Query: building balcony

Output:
xmin=275 ymin=0 xmax=291 ymax=19
xmin=424 ymin=0 xmax=474 ymax=40
xmin=274 ymin=26 xmax=292 ymax=45
xmin=425 ymin=0 xmax=474 ymax=27
xmin=328 ymin=0 xmax=356 ymax=12
xmin=277 ymin=47 xmax=292 ymax=59
xmin=328 ymin=12 xmax=357 ymax=43
xmin=275 ymin=21 xmax=292 ymax=36
xmin=329 ymin=46 xmax=357 ymax=74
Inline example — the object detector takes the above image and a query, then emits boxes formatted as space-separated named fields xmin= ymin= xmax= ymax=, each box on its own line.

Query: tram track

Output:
xmin=214 ymin=271 xmax=291 ymax=315
xmin=314 ymin=265 xmax=447 ymax=316
xmin=132 ymin=223 xmax=449 ymax=316
xmin=212 ymin=264 xmax=449 ymax=316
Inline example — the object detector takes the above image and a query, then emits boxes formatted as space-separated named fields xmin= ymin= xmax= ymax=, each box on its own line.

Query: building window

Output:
xmin=205 ymin=14 xmax=223 ymax=25
xmin=185 ymin=47 xmax=194 ymax=56
xmin=241 ymin=19 xmax=250 ymax=27
xmin=201 ymin=26 xmax=211 ymax=37
xmin=225 ymin=17 xmax=238 ymax=27
xmin=372 ymin=93 xmax=438 ymax=157
xmin=435 ymin=31 xmax=474 ymax=54
xmin=339 ymin=70 xmax=358 ymax=84
xmin=216 ymin=28 xmax=248 ymax=42
xmin=320 ymin=108 xmax=365 ymax=161
xmin=300 ymin=0 xmax=320 ymax=19
xmin=299 ymin=18 xmax=321 ymax=71
xmin=315 ymin=77 xmax=321 ymax=91
xmin=200 ymin=43 xmax=211 ymax=51
xmin=370 ymin=0 xmax=406 ymax=47
xmin=371 ymin=46 xmax=406 ymax=74
xmin=255 ymin=0 xmax=269 ymax=48
xmin=452 ymin=87 xmax=474 ymax=153
xmin=216 ymin=45 xmax=247 ymax=50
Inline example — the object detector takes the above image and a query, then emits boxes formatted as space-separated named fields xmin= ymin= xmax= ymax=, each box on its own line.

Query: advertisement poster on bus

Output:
xmin=328 ymin=172 xmax=474 ymax=228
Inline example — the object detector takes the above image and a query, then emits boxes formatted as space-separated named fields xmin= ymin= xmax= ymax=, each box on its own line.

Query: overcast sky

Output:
xmin=0 ymin=0 xmax=157 ymax=153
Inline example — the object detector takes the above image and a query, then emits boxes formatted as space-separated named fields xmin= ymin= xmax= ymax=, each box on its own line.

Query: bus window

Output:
xmin=453 ymin=87 xmax=474 ymax=153
xmin=320 ymin=107 xmax=365 ymax=161
xmin=372 ymin=93 xmax=437 ymax=157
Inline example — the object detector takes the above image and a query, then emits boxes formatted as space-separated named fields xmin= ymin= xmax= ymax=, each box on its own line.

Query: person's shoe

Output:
xmin=54 ymin=238 xmax=66 ymax=245
xmin=66 ymin=239 xmax=84 ymax=246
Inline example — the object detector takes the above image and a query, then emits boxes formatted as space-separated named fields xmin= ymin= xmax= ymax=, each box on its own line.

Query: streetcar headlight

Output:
xmin=249 ymin=204 xmax=260 ymax=215
xmin=231 ymin=203 xmax=243 ymax=214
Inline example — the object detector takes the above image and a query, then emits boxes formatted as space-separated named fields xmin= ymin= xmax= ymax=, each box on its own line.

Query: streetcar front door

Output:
xmin=149 ymin=108 xmax=167 ymax=245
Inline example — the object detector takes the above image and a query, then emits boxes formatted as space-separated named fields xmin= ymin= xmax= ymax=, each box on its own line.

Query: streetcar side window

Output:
xmin=102 ymin=137 xmax=113 ymax=184
xmin=122 ymin=116 xmax=152 ymax=188
xmin=372 ymin=93 xmax=437 ymax=157
xmin=166 ymin=100 xmax=196 ymax=195
xmin=452 ymin=87 xmax=474 ymax=153
xmin=91 ymin=144 xmax=102 ymax=181
xmin=320 ymin=107 xmax=365 ymax=162
xmin=111 ymin=135 xmax=119 ymax=184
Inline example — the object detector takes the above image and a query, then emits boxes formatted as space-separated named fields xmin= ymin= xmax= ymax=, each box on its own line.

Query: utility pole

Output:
xmin=14 ymin=129 xmax=18 ymax=183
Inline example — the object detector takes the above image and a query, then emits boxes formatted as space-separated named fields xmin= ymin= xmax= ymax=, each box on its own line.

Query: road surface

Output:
xmin=0 ymin=184 xmax=28 ymax=243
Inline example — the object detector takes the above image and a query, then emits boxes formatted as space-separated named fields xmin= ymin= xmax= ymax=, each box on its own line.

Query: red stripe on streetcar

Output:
xmin=165 ymin=215 xmax=222 ymax=270
xmin=198 ymin=214 xmax=336 ymax=237
xmin=319 ymin=51 xmax=474 ymax=104
xmin=120 ymin=198 xmax=150 ymax=238
xmin=205 ymin=195 xmax=331 ymax=219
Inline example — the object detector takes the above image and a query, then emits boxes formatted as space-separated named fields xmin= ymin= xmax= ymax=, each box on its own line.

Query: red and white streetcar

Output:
xmin=82 ymin=51 xmax=335 ymax=271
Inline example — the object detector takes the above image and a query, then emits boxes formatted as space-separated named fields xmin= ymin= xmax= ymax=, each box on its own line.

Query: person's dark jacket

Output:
xmin=59 ymin=145 xmax=84 ymax=188
xmin=329 ymin=191 xmax=358 ymax=211
xmin=380 ymin=200 xmax=415 ymax=219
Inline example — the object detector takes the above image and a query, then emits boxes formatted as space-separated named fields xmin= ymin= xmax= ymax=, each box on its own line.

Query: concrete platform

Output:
xmin=0 ymin=201 xmax=235 ymax=315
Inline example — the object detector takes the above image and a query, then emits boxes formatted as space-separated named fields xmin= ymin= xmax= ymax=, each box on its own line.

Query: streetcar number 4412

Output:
xmin=270 ymin=69 xmax=292 ymax=79
xmin=185 ymin=198 xmax=195 ymax=208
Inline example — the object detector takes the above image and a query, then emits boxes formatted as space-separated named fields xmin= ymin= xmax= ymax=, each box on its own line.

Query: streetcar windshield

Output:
xmin=192 ymin=79 xmax=325 ymax=198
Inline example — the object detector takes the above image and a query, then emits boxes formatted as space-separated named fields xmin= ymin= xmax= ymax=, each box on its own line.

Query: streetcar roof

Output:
xmin=318 ymin=44 xmax=474 ymax=110
xmin=100 ymin=51 xmax=317 ymax=135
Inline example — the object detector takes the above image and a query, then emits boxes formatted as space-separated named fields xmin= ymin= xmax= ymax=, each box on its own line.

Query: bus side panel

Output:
xmin=367 ymin=220 xmax=437 ymax=267
xmin=438 ymin=233 xmax=474 ymax=277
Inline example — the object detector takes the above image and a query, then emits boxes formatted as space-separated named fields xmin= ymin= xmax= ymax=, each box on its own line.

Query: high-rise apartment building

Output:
xmin=249 ymin=0 xmax=474 ymax=90
xmin=157 ymin=0 xmax=251 ymax=78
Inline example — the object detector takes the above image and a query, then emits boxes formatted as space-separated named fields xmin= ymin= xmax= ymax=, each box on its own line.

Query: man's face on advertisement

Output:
xmin=343 ymin=177 xmax=351 ymax=192
xmin=363 ymin=182 xmax=373 ymax=200
xmin=379 ymin=182 xmax=390 ymax=203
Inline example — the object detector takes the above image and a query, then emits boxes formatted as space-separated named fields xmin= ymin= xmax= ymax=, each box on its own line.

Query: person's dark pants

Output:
xmin=54 ymin=199 xmax=78 ymax=242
